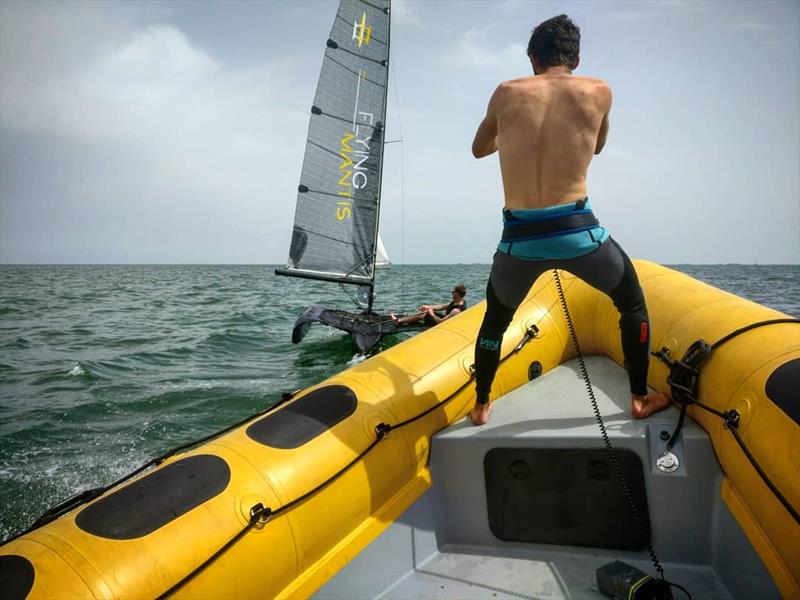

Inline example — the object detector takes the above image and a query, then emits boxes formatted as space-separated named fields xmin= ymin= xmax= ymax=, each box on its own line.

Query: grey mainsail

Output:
xmin=276 ymin=0 xmax=406 ymax=354
xmin=277 ymin=0 xmax=390 ymax=287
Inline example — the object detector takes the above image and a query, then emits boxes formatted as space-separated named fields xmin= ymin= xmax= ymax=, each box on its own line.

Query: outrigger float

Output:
xmin=1 ymin=261 xmax=798 ymax=599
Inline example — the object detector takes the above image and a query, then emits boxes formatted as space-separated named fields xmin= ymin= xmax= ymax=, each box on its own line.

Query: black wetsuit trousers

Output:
xmin=474 ymin=238 xmax=650 ymax=403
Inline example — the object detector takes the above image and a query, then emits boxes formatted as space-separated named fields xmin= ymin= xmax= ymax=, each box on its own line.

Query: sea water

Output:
xmin=1 ymin=264 xmax=797 ymax=540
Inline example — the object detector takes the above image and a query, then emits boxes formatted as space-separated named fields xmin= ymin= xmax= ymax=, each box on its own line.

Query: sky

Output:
xmin=0 ymin=0 xmax=798 ymax=265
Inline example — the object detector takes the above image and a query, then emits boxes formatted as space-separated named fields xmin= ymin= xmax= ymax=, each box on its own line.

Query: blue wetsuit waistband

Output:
xmin=501 ymin=198 xmax=599 ymax=242
xmin=497 ymin=198 xmax=609 ymax=260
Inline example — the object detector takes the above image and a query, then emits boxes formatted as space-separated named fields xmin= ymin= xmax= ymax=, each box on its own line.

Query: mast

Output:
xmin=276 ymin=0 xmax=391 ymax=301
xmin=367 ymin=0 xmax=391 ymax=314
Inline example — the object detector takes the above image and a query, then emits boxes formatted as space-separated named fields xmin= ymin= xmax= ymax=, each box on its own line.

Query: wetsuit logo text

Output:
xmin=479 ymin=337 xmax=500 ymax=351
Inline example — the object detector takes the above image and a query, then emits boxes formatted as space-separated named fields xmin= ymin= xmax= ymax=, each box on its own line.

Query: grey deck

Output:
xmin=380 ymin=547 xmax=724 ymax=599
xmin=315 ymin=357 xmax=779 ymax=600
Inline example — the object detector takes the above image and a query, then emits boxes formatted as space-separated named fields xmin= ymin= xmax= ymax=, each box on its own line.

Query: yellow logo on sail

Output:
xmin=336 ymin=133 xmax=354 ymax=221
xmin=336 ymin=116 xmax=373 ymax=222
xmin=352 ymin=12 xmax=372 ymax=47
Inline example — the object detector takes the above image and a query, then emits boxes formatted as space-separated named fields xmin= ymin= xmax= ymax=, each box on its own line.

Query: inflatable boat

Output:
xmin=1 ymin=261 xmax=798 ymax=599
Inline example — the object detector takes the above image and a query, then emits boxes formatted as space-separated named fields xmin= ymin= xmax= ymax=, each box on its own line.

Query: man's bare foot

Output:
xmin=469 ymin=401 xmax=492 ymax=426
xmin=631 ymin=392 xmax=672 ymax=419
xmin=390 ymin=313 xmax=398 ymax=322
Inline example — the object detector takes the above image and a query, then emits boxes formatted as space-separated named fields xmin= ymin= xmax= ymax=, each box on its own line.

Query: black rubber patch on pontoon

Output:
xmin=0 ymin=555 xmax=34 ymax=600
xmin=765 ymin=358 xmax=800 ymax=425
xmin=484 ymin=448 xmax=651 ymax=550
xmin=246 ymin=385 xmax=357 ymax=449
xmin=76 ymin=455 xmax=230 ymax=539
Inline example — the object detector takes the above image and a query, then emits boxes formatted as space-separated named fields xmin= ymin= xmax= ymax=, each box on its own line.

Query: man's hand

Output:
xmin=425 ymin=308 xmax=441 ymax=324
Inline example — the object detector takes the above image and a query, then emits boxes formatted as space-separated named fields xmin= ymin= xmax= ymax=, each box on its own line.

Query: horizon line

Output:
xmin=1 ymin=262 xmax=799 ymax=267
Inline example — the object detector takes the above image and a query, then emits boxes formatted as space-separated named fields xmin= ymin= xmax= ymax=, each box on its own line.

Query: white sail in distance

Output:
xmin=375 ymin=235 xmax=391 ymax=269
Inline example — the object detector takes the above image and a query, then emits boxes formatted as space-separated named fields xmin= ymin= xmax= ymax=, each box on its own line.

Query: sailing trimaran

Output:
xmin=276 ymin=0 xmax=409 ymax=354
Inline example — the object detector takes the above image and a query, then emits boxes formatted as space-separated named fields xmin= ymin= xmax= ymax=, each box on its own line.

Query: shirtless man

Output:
xmin=469 ymin=14 xmax=671 ymax=426
xmin=391 ymin=284 xmax=467 ymax=325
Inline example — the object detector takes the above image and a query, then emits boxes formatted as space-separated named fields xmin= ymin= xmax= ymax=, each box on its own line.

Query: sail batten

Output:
xmin=280 ymin=0 xmax=391 ymax=284
xmin=313 ymin=110 xmax=383 ymax=127
xmin=327 ymin=56 xmax=387 ymax=87
xmin=297 ymin=230 xmax=372 ymax=251
xmin=298 ymin=188 xmax=379 ymax=204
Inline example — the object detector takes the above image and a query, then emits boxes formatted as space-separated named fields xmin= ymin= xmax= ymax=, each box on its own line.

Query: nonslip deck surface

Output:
xmin=379 ymin=545 xmax=729 ymax=599
xmin=316 ymin=357 xmax=776 ymax=600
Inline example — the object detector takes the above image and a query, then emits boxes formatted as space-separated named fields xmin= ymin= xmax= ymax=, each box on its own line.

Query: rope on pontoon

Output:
xmin=152 ymin=324 xmax=539 ymax=598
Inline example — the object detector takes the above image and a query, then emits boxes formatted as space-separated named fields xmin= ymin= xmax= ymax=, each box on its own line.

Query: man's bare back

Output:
xmin=472 ymin=68 xmax=612 ymax=210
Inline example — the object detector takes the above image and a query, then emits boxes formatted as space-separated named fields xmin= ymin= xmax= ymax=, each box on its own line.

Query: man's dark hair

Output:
xmin=454 ymin=284 xmax=467 ymax=298
xmin=527 ymin=14 xmax=580 ymax=69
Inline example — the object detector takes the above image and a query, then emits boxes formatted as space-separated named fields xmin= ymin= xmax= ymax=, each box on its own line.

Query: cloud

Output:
xmin=499 ymin=1 xmax=527 ymax=14
xmin=653 ymin=0 xmax=698 ymax=9
xmin=442 ymin=26 xmax=527 ymax=71
xmin=605 ymin=0 xmax=708 ymax=22
xmin=607 ymin=10 xmax=656 ymax=23
xmin=0 ymin=2 xmax=308 ymax=263
xmin=5 ymin=25 xmax=213 ymax=137
xmin=392 ymin=0 xmax=422 ymax=27
xmin=2 ymin=19 xmax=303 ymax=190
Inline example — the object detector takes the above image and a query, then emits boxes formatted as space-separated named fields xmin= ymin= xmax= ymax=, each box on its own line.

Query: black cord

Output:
xmin=727 ymin=421 xmax=800 ymax=524
xmin=155 ymin=503 xmax=272 ymax=600
xmin=552 ymin=269 xmax=666 ymax=580
xmin=711 ymin=318 xmax=799 ymax=351
xmin=153 ymin=432 xmax=388 ymax=600
xmin=149 ymin=325 xmax=539 ymax=598
xmin=668 ymin=580 xmax=693 ymax=599
xmin=155 ymin=434 xmax=387 ymax=600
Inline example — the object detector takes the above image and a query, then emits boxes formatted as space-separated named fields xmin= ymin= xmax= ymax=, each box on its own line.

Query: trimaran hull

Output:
xmin=292 ymin=304 xmax=425 ymax=354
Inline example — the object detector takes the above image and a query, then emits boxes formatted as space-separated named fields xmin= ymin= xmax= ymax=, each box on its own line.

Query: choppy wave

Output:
xmin=68 ymin=363 xmax=89 ymax=378
xmin=200 ymin=330 xmax=268 ymax=353
xmin=1 ymin=337 xmax=31 ymax=349
xmin=32 ymin=363 xmax=96 ymax=385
